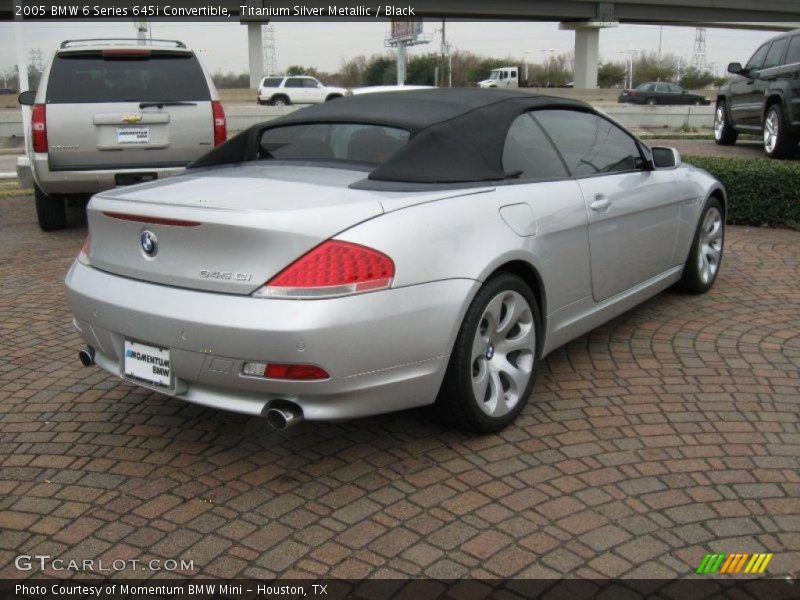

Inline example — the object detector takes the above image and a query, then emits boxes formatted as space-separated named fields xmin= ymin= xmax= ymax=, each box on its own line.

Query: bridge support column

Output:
xmin=561 ymin=20 xmax=618 ymax=90
xmin=247 ymin=22 xmax=264 ymax=89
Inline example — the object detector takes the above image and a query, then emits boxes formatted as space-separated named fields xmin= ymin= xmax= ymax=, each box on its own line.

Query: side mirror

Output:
xmin=18 ymin=90 xmax=36 ymax=106
xmin=727 ymin=62 xmax=744 ymax=75
xmin=651 ymin=146 xmax=681 ymax=169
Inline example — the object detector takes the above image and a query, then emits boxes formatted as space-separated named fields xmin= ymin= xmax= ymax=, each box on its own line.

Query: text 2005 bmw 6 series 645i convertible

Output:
xmin=65 ymin=89 xmax=726 ymax=433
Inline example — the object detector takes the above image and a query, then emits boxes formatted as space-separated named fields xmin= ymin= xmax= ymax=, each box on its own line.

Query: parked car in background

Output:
xmin=257 ymin=76 xmax=347 ymax=105
xmin=618 ymin=82 xmax=711 ymax=105
xmin=17 ymin=38 xmax=226 ymax=232
xmin=477 ymin=66 xmax=520 ymax=88
xmin=66 ymin=89 xmax=726 ymax=434
xmin=715 ymin=28 xmax=800 ymax=158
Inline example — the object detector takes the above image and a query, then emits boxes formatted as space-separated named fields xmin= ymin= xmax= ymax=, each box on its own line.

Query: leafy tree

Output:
xmin=363 ymin=56 xmax=396 ymax=86
xmin=286 ymin=65 xmax=320 ymax=78
xmin=598 ymin=62 xmax=627 ymax=88
xmin=679 ymin=66 xmax=716 ymax=90
xmin=631 ymin=52 xmax=680 ymax=86
xmin=407 ymin=53 xmax=441 ymax=86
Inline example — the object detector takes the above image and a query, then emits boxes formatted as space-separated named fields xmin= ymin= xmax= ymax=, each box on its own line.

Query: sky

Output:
xmin=0 ymin=20 xmax=779 ymax=80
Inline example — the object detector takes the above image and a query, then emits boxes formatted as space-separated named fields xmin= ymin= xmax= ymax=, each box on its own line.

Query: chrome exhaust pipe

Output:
xmin=78 ymin=346 xmax=95 ymax=367
xmin=265 ymin=405 xmax=303 ymax=430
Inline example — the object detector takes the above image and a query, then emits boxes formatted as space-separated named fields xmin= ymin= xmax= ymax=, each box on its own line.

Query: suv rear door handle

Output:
xmin=590 ymin=195 xmax=611 ymax=212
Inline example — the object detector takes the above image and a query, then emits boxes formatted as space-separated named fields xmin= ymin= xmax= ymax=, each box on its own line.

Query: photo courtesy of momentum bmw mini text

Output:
xmin=0 ymin=0 xmax=798 ymax=598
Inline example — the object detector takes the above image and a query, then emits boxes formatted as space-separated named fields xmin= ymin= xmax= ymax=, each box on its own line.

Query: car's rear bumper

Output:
xmin=65 ymin=261 xmax=477 ymax=421
xmin=31 ymin=153 xmax=186 ymax=195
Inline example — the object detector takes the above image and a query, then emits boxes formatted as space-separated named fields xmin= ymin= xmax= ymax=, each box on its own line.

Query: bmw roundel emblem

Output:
xmin=140 ymin=230 xmax=157 ymax=256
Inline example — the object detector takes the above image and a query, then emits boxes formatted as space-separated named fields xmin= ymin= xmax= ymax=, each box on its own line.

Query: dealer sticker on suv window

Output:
xmin=117 ymin=127 xmax=150 ymax=145
xmin=123 ymin=340 xmax=171 ymax=387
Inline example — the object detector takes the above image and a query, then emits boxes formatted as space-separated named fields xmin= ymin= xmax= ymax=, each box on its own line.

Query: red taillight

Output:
xmin=32 ymin=104 xmax=47 ymax=153
xmin=265 ymin=363 xmax=329 ymax=380
xmin=212 ymin=100 xmax=226 ymax=146
xmin=254 ymin=240 xmax=395 ymax=299
xmin=77 ymin=236 xmax=90 ymax=265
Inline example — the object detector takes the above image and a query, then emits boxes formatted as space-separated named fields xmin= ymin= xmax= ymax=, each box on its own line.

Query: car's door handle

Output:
xmin=590 ymin=195 xmax=611 ymax=212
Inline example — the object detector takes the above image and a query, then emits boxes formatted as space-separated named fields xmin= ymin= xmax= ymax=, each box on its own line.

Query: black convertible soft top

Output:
xmin=189 ymin=88 xmax=595 ymax=184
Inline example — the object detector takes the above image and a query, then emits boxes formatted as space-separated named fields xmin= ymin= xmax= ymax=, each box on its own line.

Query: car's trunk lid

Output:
xmin=86 ymin=163 xmax=491 ymax=294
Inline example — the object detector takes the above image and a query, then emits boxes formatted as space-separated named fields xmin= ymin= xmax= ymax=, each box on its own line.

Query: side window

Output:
xmin=303 ymin=78 xmax=319 ymax=88
xmin=284 ymin=78 xmax=303 ymax=88
xmin=655 ymin=84 xmax=669 ymax=93
xmin=746 ymin=43 xmax=770 ymax=70
xmin=535 ymin=110 xmax=644 ymax=177
xmin=763 ymin=38 xmax=789 ymax=69
xmin=502 ymin=113 xmax=568 ymax=180
xmin=787 ymin=36 xmax=800 ymax=65
xmin=510 ymin=70 xmax=518 ymax=79
xmin=669 ymin=83 xmax=683 ymax=93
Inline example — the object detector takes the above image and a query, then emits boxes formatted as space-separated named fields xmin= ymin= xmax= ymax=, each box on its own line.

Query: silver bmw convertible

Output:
xmin=65 ymin=89 xmax=726 ymax=433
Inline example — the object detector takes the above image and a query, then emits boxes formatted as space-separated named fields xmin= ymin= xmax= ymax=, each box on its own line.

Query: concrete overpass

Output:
xmin=233 ymin=1 xmax=800 ymax=88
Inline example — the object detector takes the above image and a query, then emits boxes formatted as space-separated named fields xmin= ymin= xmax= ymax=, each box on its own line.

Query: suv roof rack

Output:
xmin=60 ymin=38 xmax=187 ymax=49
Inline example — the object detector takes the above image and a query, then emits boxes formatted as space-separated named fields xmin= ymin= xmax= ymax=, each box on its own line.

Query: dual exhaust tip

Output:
xmin=78 ymin=346 xmax=304 ymax=431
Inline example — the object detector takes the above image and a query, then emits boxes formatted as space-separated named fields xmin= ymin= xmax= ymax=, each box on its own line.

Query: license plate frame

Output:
xmin=122 ymin=340 xmax=173 ymax=390
xmin=117 ymin=127 xmax=150 ymax=145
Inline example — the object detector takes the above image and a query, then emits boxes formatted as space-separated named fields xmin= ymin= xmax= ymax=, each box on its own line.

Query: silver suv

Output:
xmin=18 ymin=38 xmax=226 ymax=231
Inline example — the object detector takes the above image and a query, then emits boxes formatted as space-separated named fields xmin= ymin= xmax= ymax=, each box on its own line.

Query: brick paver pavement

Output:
xmin=1 ymin=196 xmax=798 ymax=580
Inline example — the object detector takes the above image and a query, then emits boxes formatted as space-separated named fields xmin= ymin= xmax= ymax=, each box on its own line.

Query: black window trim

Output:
xmin=746 ymin=42 xmax=771 ymax=71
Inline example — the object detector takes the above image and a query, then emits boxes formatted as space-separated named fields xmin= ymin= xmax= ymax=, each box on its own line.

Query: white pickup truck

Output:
xmin=477 ymin=66 xmax=520 ymax=88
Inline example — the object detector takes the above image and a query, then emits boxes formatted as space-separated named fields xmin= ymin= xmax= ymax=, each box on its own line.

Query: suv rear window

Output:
xmin=259 ymin=123 xmax=410 ymax=165
xmin=46 ymin=52 xmax=210 ymax=103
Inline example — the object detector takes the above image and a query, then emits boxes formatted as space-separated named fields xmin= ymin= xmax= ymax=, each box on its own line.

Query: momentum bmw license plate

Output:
xmin=123 ymin=340 xmax=171 ymax=388
xmin=117 ymin=127 xmax=149 ymax=145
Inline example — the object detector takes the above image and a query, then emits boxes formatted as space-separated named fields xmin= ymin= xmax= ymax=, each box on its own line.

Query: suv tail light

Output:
xmin=253 ymin=240 xmax=395 ymax=299
xmin=212 ymin=100 xmax=226 ymax=146
xmin=32 ymin=104 xmax=47 ymax=153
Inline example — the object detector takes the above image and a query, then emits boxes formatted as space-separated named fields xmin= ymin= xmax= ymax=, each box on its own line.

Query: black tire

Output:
xmin=646 ymin=97 xmax=657 ymax=106
xmin=436 ymin=273 xmax=541 ymax=433
xmin=325 ymin=94 xmax=342 ymax=102
xmin=693 ymin=99 xmax=702 ymax=106
xmin=763 ymin=103 xmax=798 ymax=159
xmin=676 ymin=196 xmax=725 ymax=294
xmin=270 ymin=96 xmax=290 ymax=106
xmin=34 ymin=183 xmax=66 ymax=231
xmin=714 ymin=100 xmax=738 ymax=146
xmin=257 ymin=98 xmax=266 ymax=105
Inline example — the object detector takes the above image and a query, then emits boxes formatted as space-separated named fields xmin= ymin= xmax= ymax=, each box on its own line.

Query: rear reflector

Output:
xmin=77 ymin=236 xmax=90 ymax=265
xmin=254 ymin=240 xmax=394 ymax=299
xmin=243 ymin=362 xmax=329 ymax=381
xmin=102 ymin=212 xmax=201 ymax=227
xmin=32 ymin=104 xmax=47 ymax=153
xmin=212 ymin=100 xmax=227 ymax=146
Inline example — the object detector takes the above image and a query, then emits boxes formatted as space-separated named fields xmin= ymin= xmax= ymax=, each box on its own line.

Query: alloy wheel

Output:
xmin=764 ymin=110 xmax=779 ymax=153
xmin=470 ymin=291 xmax=536 ymax=418
xmin=714 ymin=106 xmax=725 ymax=141
xmin=697 ymin=207 xmax=723 ymax=284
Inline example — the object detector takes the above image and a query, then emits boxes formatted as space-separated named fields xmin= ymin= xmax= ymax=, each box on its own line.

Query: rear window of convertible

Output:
xmin=46 ymin=53 xmax=210 ymax=103
xmin=258 ymin=123 xmax=411 ymax=165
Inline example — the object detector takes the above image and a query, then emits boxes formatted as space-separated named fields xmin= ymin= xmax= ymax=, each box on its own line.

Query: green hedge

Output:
xmin=682 ymin=155 xmax=800 ymax=230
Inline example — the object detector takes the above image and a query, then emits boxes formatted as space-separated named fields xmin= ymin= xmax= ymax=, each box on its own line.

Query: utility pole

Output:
xmin=440 ymin=19 xmax=446 ymax=87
